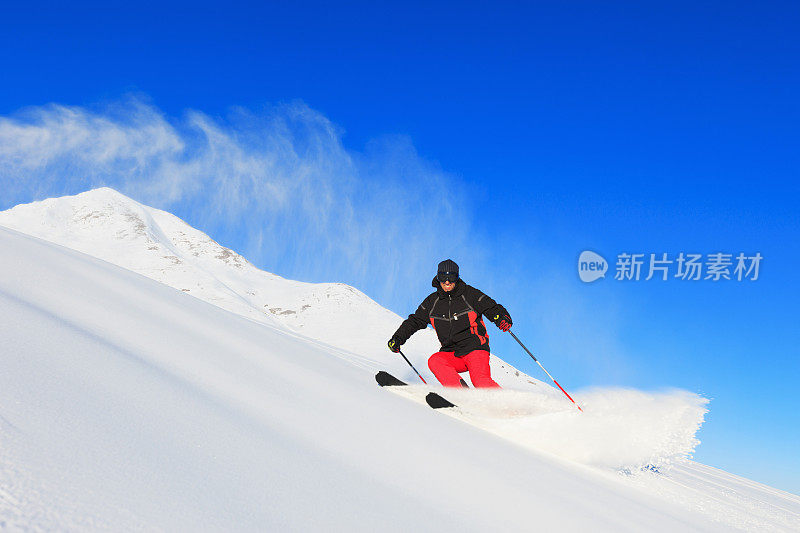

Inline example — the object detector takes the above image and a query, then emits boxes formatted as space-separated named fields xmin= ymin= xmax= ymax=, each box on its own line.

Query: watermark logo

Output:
xmin=578 ymin=250 xmax=607 ymax=283
xmin=578 ymin=251 xmax=762 ymax=282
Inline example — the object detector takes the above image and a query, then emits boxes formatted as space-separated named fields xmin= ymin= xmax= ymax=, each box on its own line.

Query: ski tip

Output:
xmin=376 ymin=371 xmax=406 ymax=387
xmin=425 ymin=392 xmax=456 ymax=409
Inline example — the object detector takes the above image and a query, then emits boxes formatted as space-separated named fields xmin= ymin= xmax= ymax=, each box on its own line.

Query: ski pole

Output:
xmin=508 ymin=330 xmax=582 ymax=412
xmin=397 ymin=348 xmax=428 ymax=384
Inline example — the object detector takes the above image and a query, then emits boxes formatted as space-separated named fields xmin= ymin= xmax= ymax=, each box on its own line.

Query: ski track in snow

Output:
xmin=0 ymin=189 xmax=798 ymax=531
xmin=624 ymin=463 xmax=800 ymax=532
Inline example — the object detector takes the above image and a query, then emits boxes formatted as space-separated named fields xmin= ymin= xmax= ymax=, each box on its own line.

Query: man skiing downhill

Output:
xmin=388 ymin=259 xmax=512 ymax=388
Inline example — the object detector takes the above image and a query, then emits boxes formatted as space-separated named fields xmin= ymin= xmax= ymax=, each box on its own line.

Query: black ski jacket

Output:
xmin=392 ymin=278 xmax=509 ymax=357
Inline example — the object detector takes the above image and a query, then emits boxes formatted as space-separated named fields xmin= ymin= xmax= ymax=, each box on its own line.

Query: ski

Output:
xmin=376 ymin=371 xmax=458 ymax=409
xmin=375 ymin=370 xmax=407 ymax=387
xmin=425 ymin=392 xmax=457 ymax=409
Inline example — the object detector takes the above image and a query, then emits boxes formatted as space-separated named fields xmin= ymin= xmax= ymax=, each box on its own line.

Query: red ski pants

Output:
xmin=428 ymin=350 xmax=500 ymax=388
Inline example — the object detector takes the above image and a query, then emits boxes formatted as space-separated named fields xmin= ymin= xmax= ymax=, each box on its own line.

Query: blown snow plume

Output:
xmin=394 ymin=385 xmax=708 ymax=472
xmin=0 ymin=97 xmax=469 ymax=308
xmin=560 ymin=387 xmax=708 ymax=471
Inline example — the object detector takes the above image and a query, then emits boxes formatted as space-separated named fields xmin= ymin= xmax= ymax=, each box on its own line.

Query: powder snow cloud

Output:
xmin=0 ymin=96 xmax=471 ymax=307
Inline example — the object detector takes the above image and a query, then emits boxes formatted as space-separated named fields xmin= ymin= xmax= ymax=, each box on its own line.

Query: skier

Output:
xmin=387 ymin=259 xmax=512 ymax=388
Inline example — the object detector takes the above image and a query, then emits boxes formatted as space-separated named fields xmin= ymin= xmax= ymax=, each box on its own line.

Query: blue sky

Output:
xmin=1 ymin=1 xmax=798 ymax=492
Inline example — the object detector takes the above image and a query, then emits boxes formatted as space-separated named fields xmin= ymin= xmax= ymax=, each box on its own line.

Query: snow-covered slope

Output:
xmin=0 ymin=225 xmax=717 ymax=531
xmin=1 ymin=192 xmax=799 ymax=531
xmin=0 ymin=187 xmax=536 ymax=388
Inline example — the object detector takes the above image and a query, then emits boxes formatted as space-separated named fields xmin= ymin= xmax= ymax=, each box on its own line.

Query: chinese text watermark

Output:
xmin=579 ymin=251 xmax=762 ymax=283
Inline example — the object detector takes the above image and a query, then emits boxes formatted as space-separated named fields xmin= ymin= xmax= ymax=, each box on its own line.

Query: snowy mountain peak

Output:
xmin=0 ymin=187 xmax=252 ymax=271
xmin=0 ymin=188 xmax=402 ymax=358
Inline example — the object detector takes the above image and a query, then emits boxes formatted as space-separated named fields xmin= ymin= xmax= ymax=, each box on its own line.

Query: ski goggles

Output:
xmin=437 ymin=271 xmax=459 ymax=283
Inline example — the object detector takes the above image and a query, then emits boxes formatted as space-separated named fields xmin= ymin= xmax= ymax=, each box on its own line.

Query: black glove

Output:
xmin=491 ymin=308 xmax=512 ymax=332
xmin=387 ymin=336 xmax=402 ymax=353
